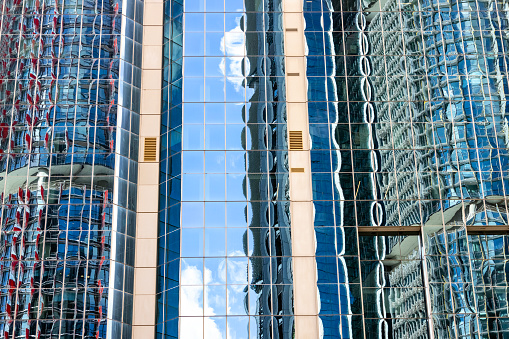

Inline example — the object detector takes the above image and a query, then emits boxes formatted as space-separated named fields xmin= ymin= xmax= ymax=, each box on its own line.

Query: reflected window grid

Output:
xmin=304 ymin=0 xmax=509 ymax=337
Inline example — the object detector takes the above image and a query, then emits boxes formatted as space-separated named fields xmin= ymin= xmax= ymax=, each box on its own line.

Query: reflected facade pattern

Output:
xmin=158 ymin=0 xmax=293 ymax=338
xmin=0 ymin=0 xmax=141 ymax=337
xmin=305 ymin=0 xmax=509 ymax=338
xmin=4 ymin=0 xmax=507 ymax=337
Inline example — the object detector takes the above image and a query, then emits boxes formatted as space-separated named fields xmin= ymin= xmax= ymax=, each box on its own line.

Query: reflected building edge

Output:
xmin=244 ymin=1 xmax=294 ymax=338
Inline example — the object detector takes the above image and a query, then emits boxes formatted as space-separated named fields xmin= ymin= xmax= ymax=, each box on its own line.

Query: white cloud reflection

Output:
xmin=180 ymin=254 xmax=250 ymax=338
xmin=180 ymin=264 xmax=224 ymax=338
xmin=220 ymin=16 xmax=246 ymax=92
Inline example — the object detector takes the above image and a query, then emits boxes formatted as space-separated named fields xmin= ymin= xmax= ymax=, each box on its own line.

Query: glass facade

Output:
xmin=158 ymin=0 xmax=293 ymax=337
xmin=160 ymin=0 xmax=509 ymax=338
xmin=304 ymin=0 xmax=509 ymax=337
xmin=3 ymin=0 xmax=509 ymax=338
xmin=0 ymin=0 xmax=141 ymax=337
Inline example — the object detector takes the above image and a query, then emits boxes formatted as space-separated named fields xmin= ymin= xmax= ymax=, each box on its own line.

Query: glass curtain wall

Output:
xmin=158 ymin=0 xmax=293 ymax=338
xmin=158 ymin=0 xmax=182 ymax=336
xmin=0 ymin=0 xmax=142 ymax=337
xmin=304 ymin=0 xmax=509 ymax=338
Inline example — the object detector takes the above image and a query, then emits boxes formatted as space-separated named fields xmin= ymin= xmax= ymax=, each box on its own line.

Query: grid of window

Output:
xmin=0 ymin=0 xmax=141 ymax=337
xmin=158 ymin=0 xmax=183 ymax=336
xmin=305 ymin=0 xmax=509 ymax=337
xmin=158 ymin=0 xmax=294 ymax=338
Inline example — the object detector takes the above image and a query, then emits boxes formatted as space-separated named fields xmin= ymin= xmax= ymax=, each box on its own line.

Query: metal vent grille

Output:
xmin=289 ymin=131 xmax=303 ymax=150
xmin=144 ymin=137 xmax=158 ymax=162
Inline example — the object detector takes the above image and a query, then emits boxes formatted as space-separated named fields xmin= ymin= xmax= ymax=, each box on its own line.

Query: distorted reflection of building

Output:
xmin=367 ymin=0 xmax=435 ymax=229
xmin=366 ymin=4 xmax=434 ymax=335
xmin=244 ymin=1 xmax=294 ymax=337
xmin=368 ymin=0 xmax=509 ymax=220
xmin=305 ymin=0 xmax=385 ymax=336
xmin=0 ymin=0 xmax=140 ymax=337
xmin=365 ymin=0 xmax=509 ymax=336
xmin=387 ymin=251 xmax=427 ymax=339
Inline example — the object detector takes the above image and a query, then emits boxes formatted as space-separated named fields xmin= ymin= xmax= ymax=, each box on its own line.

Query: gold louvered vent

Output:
xmin=144 ymin=137 xmax=158 ymax=162
xmin=289 ymin=131 xmax=303 ymax=150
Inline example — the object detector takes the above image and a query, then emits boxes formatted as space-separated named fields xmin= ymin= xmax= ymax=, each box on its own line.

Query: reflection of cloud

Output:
xmin=180 ymin=255 xmax=250 ymax=338
xmin=220 ymin=17 xmax=245 ymax=91
xmin=218 ymin=250 xmax=249 ymax=292
xmin=180 ymin=264 xmax=224 ymax=339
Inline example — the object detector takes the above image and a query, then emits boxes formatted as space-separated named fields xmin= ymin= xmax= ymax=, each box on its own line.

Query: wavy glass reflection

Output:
xmin=304 ymin=0 xmax=509 ymax=337
xmin=158 ymin=0 xmax=293 ymax=338
xmin=0 ymin=0 xmax=142 ymax=337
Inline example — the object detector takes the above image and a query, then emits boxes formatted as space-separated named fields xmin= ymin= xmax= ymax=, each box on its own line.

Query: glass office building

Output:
xmin=304 ymin=0 xmax=509 ymax=337
xmin=158 ymin=0 xmax=293 ymax=337
xmin=2 ymin=0 xmax=509 ymax=338
xmin=0 ymin=0 xmax=141 ymax=337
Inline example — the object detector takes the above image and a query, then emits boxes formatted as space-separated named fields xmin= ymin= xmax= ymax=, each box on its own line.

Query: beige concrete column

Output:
xmin=283 ymin=1 xmax=320 ymax=338
xmin=133 ymin=0 xmax=163 ymax=338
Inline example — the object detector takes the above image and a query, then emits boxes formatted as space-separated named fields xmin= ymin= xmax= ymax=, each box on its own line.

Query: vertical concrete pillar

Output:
xmin=282 ymin=1 xmax=321 ymax=338
xmin=133 ymin=0 xmax=164 ymax=337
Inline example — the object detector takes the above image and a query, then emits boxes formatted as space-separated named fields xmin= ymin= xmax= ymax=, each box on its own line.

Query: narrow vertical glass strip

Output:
xmin=157 ymin=0 xmax=183 ymax=337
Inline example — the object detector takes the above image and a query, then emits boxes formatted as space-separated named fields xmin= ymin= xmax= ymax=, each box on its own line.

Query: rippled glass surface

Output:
xmin=305 ymin=0 xmax=509 ymax=337
xmin=158 ymin=0 xmax=292 ymax=338
xmin=0 ymin=0 xmax=141 ymax=337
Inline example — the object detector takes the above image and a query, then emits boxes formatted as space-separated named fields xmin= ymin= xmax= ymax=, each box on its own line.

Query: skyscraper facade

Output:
xmin=1 ymin=0 xmax=509 ymax=338
xmin=0 ymin=0 xmax=141 ymax=337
